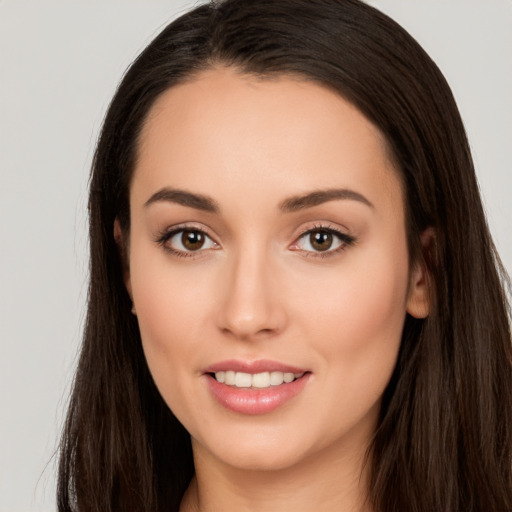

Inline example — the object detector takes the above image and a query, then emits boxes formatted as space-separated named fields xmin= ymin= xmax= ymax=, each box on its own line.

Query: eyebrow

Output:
xmin=279 ymin=188 xmax=374 ymax=212
xmin=144 ymin=187 xmax=220 ymax=213
xmin=144 ymin=186 xmax=373 ymax=214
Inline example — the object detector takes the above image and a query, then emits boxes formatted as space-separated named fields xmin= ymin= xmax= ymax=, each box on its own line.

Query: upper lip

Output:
xmin=203 ymin=359 xmax=308 ymax=374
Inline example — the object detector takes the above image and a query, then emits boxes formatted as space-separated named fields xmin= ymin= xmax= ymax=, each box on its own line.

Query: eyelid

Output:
xmin=154 ymin=221 xmax=355 ymax=259
xmin=289 ymin=223 xmax=356 ymax=256
xmin=154 ymin=223 xmax=220 ymax=258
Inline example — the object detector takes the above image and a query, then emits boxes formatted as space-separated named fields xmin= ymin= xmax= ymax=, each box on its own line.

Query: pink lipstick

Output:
xmin=203 ymin=359 xmax=311 ymax=415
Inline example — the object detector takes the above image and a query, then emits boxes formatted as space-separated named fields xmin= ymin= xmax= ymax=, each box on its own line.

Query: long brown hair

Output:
xmin=58 ymin=1 xmax=512 ymax=510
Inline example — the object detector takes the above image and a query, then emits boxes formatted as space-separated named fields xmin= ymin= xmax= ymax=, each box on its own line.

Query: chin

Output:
xmin=210 ymin=443 xmax=310 ymax=472
xmin=190 ymin=421 xmax=332 ymax=473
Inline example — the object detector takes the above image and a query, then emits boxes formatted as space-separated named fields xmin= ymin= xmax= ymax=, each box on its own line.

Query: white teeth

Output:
xmin=270 ymin=371 xmax=284 ymax=385
xmin=283 ymin=372 xmax=294 ymax=383
xmin=252 ymin=372 xmax=270 ymax=388
xmin=235 ymin=372 xmax=252 ymax=388
xmin=225 ymin=370 xmax=236 ymax=385
xmin=214 ymin=370 xmax=305 ymax=388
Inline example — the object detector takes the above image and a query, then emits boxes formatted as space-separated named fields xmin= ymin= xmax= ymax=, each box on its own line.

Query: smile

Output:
xmin=213 ymin=370 xmax=305 ymax=388
xmin=203 ymin=360 xmax=311 ymax=414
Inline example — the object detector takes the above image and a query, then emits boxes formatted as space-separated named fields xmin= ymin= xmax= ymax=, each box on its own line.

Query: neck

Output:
xmin=180 ymin=437 xmax=374 ymax=512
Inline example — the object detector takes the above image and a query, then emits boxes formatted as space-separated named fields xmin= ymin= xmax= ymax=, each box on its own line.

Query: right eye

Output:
xmin=158 ymin=228 xmax=219 ymax=256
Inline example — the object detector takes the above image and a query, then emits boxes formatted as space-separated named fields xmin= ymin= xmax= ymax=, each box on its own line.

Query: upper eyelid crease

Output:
xmin=155 ymin=225 xmax=213 ymax=242
xmin=155 ymin=223 xmax=352 ymax=245
xmin=297 ymin=226 xmax=355 ymax=243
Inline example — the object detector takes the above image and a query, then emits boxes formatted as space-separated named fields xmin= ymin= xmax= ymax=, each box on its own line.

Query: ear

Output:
xmin=114 ymin=218 xmax=133 ymax=303
xmin=406 ymin=227 xmax=435 ymax=319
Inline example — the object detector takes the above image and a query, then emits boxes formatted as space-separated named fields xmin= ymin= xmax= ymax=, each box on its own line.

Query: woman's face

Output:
xmin=123 ymin=68 xmax=428 ymax=472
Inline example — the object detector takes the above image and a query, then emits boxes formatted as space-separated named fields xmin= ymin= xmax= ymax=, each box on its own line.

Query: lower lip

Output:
xmin=204 ymin=373 xmax=311 ymax=415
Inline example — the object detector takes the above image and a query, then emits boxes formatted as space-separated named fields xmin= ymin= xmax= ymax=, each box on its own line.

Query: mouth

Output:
xmin=209 ymin=370 xmax=306 ymax=389
xmin=203 ymin=360 xmax=311 ymax=414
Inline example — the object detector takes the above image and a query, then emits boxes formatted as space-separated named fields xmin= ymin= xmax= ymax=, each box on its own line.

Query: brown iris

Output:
xmin=310 ymin=231 xmax=333 ymax=251
xmin=181 ymin=230 xmax=205 ymax=251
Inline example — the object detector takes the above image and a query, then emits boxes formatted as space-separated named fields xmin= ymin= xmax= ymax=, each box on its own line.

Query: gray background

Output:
xmin=1 ymin=1 xmax=510 ymax=510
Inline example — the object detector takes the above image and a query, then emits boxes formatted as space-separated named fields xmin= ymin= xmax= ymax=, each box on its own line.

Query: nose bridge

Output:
xmin=217 ymin=240 xmax=285 ymax=339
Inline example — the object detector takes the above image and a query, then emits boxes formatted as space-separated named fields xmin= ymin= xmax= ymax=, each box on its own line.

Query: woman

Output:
xmin=58 ymin=0 xmax=512 ymax=511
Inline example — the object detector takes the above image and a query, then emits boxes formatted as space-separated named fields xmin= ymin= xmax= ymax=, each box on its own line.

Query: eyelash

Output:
xmin=155 ymin=225 xmax=218 ymax=259
xmin=292 ymin=224 xmax=356 ymax=259
xmin=155 ymin=224 xmax=356 ymax=259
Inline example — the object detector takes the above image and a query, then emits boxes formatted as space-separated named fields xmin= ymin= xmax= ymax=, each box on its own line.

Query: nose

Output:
xmin=216 ymin=246 xmax=288 ymax=341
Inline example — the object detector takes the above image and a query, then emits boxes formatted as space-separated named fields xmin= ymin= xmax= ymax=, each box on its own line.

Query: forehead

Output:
xmin=132 ymin=67 xmax=402 ymax=215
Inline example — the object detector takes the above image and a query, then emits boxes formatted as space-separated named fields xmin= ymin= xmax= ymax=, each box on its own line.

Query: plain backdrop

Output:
xmin=0 ymin=1 xmax=510 ymax=510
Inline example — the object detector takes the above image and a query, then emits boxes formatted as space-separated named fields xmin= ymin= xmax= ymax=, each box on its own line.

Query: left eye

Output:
xmin=167 ymin=229 xmax=218 ymax=252
xmin=293 ymin=229 xmax=350 ymax=253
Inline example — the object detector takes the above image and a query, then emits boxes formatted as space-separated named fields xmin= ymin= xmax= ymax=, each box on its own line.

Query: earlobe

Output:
xmin=113 ymin=218 xmax=134 ymax=303
xmin=406 ymin=228 xmax=435 ymax=319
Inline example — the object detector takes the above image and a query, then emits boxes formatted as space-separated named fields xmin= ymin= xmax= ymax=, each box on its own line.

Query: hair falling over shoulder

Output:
xmin=58 ymin=1 xmax=512 ymax=511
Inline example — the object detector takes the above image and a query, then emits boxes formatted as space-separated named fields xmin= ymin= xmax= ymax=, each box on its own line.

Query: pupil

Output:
xmin=182 ymin=230 xmax=204 ymax=250
xmin=311 ymin=231 xmax=332 ymax=251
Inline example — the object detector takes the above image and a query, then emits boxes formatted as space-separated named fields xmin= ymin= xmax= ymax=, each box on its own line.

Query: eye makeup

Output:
xmin=154 ymin=223 xmax=220 ymax=259
xmin=153 ymin=221 xmax=356 ymax=260
xmin=289 ymin=223 xmax=356 ymax=259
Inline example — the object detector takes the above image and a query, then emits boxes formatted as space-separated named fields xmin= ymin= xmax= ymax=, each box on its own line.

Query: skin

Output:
xmin=118 ymin=67 xmax=430 ymax=512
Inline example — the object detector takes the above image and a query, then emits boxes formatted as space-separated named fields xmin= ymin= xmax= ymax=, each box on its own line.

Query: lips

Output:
xmin=204 ymin=359 xmax=308 ymax=374
xmin=202 ymin=359 xmax=311 ymax=415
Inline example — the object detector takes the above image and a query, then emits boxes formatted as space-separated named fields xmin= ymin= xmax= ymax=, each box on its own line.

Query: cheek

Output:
xmin=339 ymin=258 xmax=408 ymax=347
xmin=133 ymin=279 xmax=214 ymax=429
xmin=283 ymin=244 xmax=410 ymax=443
xmin=294 ymin=239 xmax=410 ymax=388
xmin=130 ymin=228 xmax=214 ymax=334
xmin=128 ymin=243 xmax=216 ymax=405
